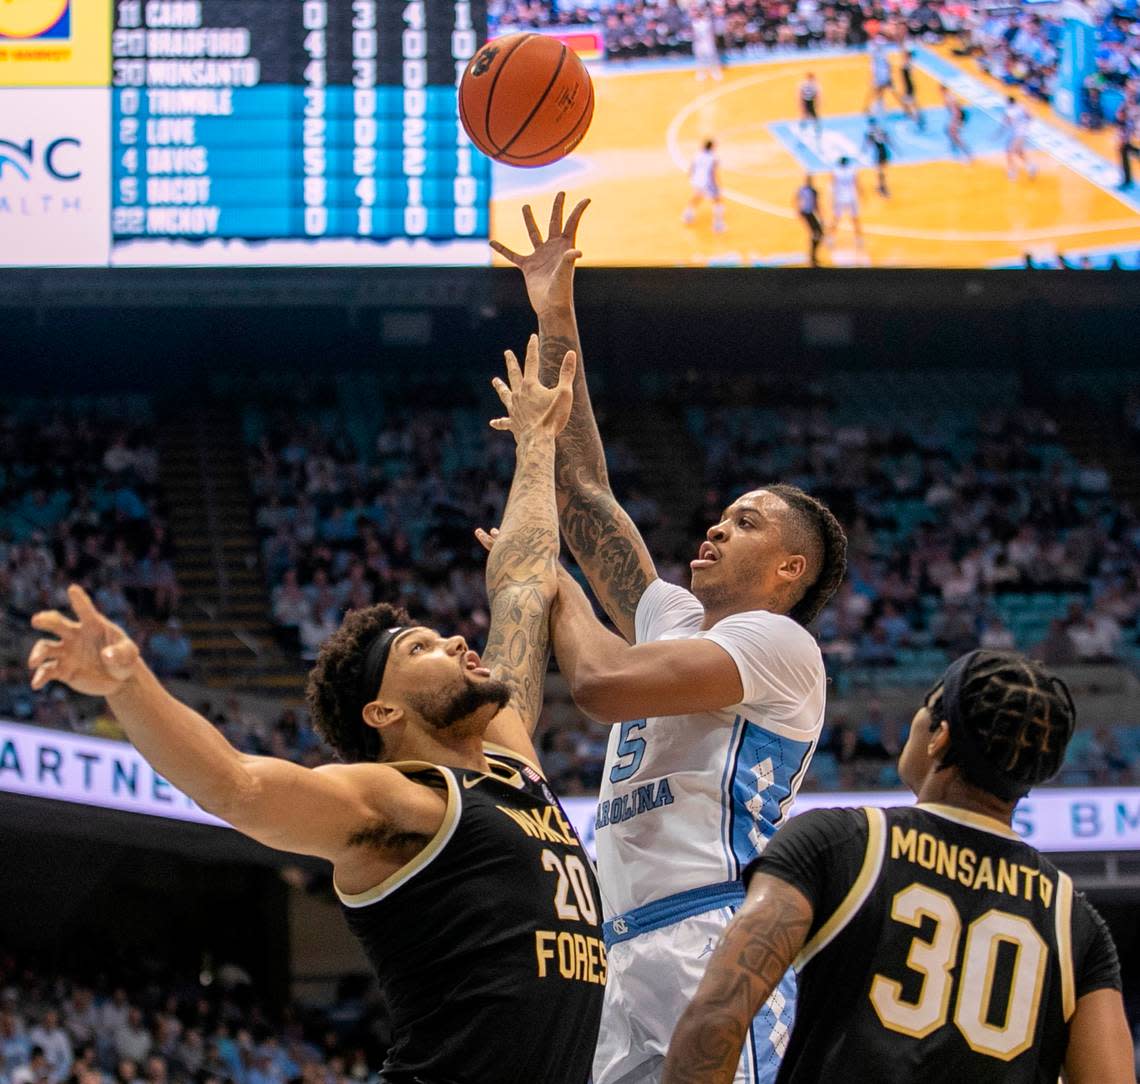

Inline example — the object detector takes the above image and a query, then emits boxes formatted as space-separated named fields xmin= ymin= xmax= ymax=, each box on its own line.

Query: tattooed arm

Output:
xmin=480 ymin=336 xmax=577 ymax=760
xmin=492 ymin=194 xmax=658 ymax=642
xmin=662 ymin=875 xmax=813 ymax=1084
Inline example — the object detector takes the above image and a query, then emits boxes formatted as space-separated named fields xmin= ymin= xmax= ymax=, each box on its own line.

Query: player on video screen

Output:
xmin=690 ymin=5 xmax=722 ymax=82
xmin=799 ymin=73 xmax=822 ymax=141
xmin=828 ymin=157 xmax=864 ymax=255
xmin=864 ymin=116 xmax=893 ymax=197
xmin=1002 ymin=96 xmax=1036 ymax=180
xmin=898 ymin=48 xmax=924 ymax=128
xmin=796 ymin=175 xmax=826 ymax=266
xmin=682 ymin=139 xmax=726 ymax=233
xmin=942 ymin=85 xmax=973 ymax=162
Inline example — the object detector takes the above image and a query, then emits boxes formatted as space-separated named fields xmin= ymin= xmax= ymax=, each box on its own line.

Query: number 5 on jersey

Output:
xmin=610 ymin=720 xmax=647 ymax=783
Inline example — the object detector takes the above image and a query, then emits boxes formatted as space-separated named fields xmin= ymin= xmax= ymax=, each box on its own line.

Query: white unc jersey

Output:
xmin=595 ymin=579 xmax=826 ymax=919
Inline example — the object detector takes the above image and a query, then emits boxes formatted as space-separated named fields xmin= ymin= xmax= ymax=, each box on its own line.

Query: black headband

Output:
xmin=356 ymin=626 xmax=407 ymax=714
xmin=931 ymin=650 xmax=1029 ymax=803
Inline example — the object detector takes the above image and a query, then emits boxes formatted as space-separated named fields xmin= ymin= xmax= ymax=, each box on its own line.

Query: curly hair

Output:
xmin=930 ymin=651 xmax=1076 ymax=797
xmin=762 ymin=483 xmax=848 ymax=627
xmin=305 ymin=602 xmax=412 ymax=763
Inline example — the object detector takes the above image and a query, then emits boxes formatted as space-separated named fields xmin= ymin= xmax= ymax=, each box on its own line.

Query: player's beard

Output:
xmin=409 ymin=676 xmax=511 ymax=732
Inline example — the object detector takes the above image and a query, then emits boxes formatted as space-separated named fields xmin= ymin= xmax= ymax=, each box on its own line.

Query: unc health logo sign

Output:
xmin=0 ymin=88 xmax=111 ymax=266
xmin=0 ymin=0 xmax=111 ymax=87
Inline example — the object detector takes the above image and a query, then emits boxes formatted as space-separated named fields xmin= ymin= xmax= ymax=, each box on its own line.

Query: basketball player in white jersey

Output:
xmin=865 ymin=36 xmax=901 ymax=114
xmin=828 ymin=156 xmax=863 ymax=253
xmin=682 ymin=139 xmax=726 ymax=233
xmin=1002 ymin=95 xmax=1036 ymax=179
xmin=798 ymin=72 xmax=821 ymax=141
xmin=690 ymin=5 xmax=722 ymax=82
xmin=490 ymin=194 xmax=848 ymax=1084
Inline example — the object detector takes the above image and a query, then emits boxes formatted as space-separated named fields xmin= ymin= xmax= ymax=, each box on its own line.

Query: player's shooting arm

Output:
xmin=662 ymin=874 xmax=814 ymax=1084
xmin=480 ymin=336 xmax=578 ymax=754
xmin=552 ymin=567 xmax=744 ymax=723
xmin=492 ymin=193 xmax=658 ymax=642
xmin=27 ymin=587 xmax=429 ymax=862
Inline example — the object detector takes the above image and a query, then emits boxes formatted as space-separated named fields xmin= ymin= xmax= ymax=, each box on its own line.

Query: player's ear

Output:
xmin=779 ymin=553 xmax=808 ymax=583
xmin=363 ymin=700 xmax=403 ymax=732
xmin=927 ymin=720 xmax=952 ymax=760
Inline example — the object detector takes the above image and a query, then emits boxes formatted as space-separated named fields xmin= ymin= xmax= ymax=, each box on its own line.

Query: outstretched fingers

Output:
xmin=489 ymin=239 xmax=524 ymax=266
xmin=521 ymin=203 xmax=543 ymax=248
xmin=563 ymin=197 xmax=591 ymax=241
xmin=557 ymin=350 xmax=577 ymax=392
xmin=522 ymin=333 xmax=541 ymax=382
xmin=547 ymin=191 xmax=566 ymax=238
xmin=30 ymin=609 xmax=78 ymax=639
xmin=503 ymin=346 xmax=524 ymax=390
xmin=67 ymin=583 xmax=101 ymax=623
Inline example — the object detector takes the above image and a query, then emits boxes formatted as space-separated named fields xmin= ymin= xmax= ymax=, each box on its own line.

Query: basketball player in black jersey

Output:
xmin=663 ymin=650 xmax=1132 ymax=1084
xmin=899 ymin=48 xmax=924 ymax=128
xmin=26 ymin=337 xmax=605 ymax=1084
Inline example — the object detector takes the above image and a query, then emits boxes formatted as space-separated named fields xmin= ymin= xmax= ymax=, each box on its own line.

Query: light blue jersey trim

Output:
xmin=602 ymin=880 xmax=745 ymax=949
xmin=719 ymin=714 xmax=746 ymax=879
xmin=727 ymin=721 xmax=814 ymax=878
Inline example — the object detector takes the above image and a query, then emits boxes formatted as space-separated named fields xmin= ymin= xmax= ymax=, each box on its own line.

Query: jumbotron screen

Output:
xmin=2 ymin=0 xmax=1139 ymax=268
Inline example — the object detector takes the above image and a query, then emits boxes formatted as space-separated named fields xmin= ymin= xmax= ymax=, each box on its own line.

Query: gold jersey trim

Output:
xmin=917 ymin=802 xmax=1020 ymax=841
xmin=334 ymin=764 xmax=461 ymax=909
xmin=795 ymin=806 xmax=886 ymax=970
xmin=482 ymin=740 xmax=546 ymax=778
xmin=1055 ymin=870 xmax=1076 ymax=1022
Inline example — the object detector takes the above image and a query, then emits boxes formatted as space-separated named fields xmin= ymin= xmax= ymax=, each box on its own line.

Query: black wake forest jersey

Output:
xmin=338 ymin=747 xmax=605 ymax=1084
xmin=745 ymin=803 xmax=1121 ymax=1084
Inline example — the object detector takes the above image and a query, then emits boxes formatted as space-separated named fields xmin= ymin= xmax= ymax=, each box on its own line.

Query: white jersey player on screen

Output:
xmin=690 ymin=4 xmax=722 ymax=82
xmin=682 ymin=139 xmax=725 ymax=233
xmin=493 ymin=193 xmax=847 ymax=1083
xmin=1002 ymin=95 xmax=1036 ymax=180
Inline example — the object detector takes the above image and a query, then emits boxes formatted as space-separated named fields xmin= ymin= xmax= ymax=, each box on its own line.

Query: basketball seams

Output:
xmin=498 ymin=41 xmax=568 ymax=156
xmin=504 ymin=74 xmax=594 ymax=164
xmin=481 ymin=32 xmax=535 ymax=155
xmin=460 ymin=32 xmax=594 ymax=168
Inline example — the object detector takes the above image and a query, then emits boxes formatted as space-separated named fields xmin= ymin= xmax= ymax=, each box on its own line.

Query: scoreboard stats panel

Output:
xmin=0 ymin=0 xmax=490 ymax=266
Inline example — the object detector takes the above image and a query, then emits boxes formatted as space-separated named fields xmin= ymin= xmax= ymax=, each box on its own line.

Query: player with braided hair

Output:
xmin=493 ymin=193 xmax=847 ymax=1083
xmin=665 ymin=649 xmax=1131 ymax=1084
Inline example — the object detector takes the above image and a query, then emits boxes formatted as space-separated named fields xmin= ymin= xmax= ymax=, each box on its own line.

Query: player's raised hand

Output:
xmin=489 ymin=191 xmax=590 ymax=317
xmin=490 ymin=333 xmax=576 ymax=440
xmin=28 ymin=585 xmax=142 ymax=697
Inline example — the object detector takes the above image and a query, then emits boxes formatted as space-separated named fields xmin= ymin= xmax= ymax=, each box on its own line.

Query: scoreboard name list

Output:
xmin=109 ymin=0 xmax=489 ymax=248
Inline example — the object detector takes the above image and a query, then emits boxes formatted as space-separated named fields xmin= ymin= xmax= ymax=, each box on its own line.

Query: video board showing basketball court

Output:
xmin=2 ymin=0 xmax=1138 ymax=267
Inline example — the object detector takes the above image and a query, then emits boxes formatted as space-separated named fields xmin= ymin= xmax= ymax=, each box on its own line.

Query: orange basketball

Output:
xmin=459 ymin=33 xmax=595 ymax=169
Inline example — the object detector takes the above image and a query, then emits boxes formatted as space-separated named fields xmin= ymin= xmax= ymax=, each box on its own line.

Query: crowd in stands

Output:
xmin=3 ymin=373 xmax=1140 ymax=795
xmin=490 ymin=0 xmax=954 ymax=61
xmin=677 ymin=372 xmax=1140 ymax=685
xmin=0 ymin=404 xmax=190 ymax=691
xmin=0 ymin=957 xmax=384 ymax=1084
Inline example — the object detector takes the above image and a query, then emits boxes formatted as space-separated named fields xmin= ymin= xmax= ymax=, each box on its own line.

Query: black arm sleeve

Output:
xmin=743 ymin=807 xmax=870 ymax=944
xmin=1072 ymin=892 xmax=1122 ymax=999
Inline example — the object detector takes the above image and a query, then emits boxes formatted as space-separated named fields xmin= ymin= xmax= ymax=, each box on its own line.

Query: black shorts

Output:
xmin=802 ymin=98 xmax=817 ymax=117
xmin=801 ymin=211 xmax=824 ymax=239
xmin=874 ymin=144 xmax=890 ymax=165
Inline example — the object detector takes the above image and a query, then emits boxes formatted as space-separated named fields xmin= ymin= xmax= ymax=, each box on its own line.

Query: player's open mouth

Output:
xmin=464 ymin=652 xmax=491 ymax=678
xmin=691 ymin=542 xmax=719 ymax=570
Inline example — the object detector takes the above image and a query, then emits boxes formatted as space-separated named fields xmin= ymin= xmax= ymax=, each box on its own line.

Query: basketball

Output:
xmin=459 ymin=33 xmax=595 ymax=168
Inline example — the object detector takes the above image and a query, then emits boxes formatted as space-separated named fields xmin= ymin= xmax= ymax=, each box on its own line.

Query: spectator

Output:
xmin=145 ymin=620 xmax=192 ymax=679
xmin=113 ymin=1011 xmax=150 ymax=1067
xmin=28 ymin=1014 xmax=71 ymax=1084
xmin=11 ymin=1049 xmax=51 ymax=1084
